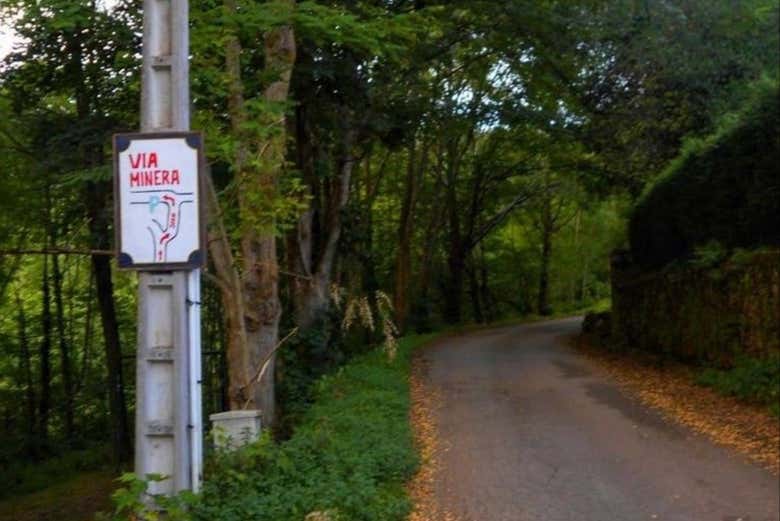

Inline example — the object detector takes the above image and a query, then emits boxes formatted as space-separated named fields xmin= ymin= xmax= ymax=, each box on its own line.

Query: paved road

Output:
xmin=421 ymin=318 xmax=780 ymax=521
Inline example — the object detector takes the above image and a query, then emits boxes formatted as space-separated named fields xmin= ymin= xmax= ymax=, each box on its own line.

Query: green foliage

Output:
xmin=276 ymin=315 xmax=344 ymax=436
xmin=99 ymin=473 xmax=198 ymax=521
xmin=104 ymin=329 xmax=434 ymax=521
xmin=190 ymin=334 xmax=435 ymax=521
xmin=2 ymin=0 xmax=777 ymax=513
xmin=579 ymin=0 xmax=779 ymax=191
xmin=689 ymin=240 xmax=729 ymax=269
xmin=489 ymin=195 xmax=627 ymax=316
xmin=697 ymin=356 xmax=780 ymax=415
xmin=629 ymin=79 xmax=780 ymax=268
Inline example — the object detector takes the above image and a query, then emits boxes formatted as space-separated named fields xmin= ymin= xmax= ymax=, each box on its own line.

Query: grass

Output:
xmin=189 ymin=333 xmax=439 ymax=521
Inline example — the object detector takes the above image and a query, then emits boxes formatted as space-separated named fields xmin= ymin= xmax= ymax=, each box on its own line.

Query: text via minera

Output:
xmin=128 ymin=152 xmax=182 ymax=187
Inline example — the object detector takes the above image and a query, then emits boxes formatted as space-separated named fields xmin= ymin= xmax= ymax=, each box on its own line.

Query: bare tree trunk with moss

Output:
xmin=209 ymin=0 xmax=296 ymax=424
xmin=290 ymin=123 xmax=357 ymax=332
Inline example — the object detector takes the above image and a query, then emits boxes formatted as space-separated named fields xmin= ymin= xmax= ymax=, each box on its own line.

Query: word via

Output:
xmin=129 ymin=152 xmax=158 ymax=169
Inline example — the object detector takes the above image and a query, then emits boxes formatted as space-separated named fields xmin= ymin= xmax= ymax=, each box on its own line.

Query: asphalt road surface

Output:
xmin=421 ymin=317 xmax=780 ymax=521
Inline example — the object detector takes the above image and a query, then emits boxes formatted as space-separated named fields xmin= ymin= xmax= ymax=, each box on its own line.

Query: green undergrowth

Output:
xmin=696 ymin=355 xmax=780 ymax=416
xmin=135 ymin=333 xmax=437 ymax=521
xmin=0 ymin=443 xmax=114 ymax=500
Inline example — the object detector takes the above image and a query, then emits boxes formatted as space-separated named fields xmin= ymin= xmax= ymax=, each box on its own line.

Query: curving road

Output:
xmin=420 ymin=317 xmax=780 ymax=521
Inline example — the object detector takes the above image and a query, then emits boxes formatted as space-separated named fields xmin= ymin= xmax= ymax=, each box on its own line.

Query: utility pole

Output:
xmin=134 ymin=0 xmax=203 ymax=497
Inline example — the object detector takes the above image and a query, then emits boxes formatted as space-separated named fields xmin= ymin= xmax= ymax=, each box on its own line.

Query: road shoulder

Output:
xmin=575 ymin=335 xmax=780 ymax=475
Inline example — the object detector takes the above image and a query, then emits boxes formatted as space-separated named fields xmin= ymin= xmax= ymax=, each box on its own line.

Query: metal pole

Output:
xmin=187 ymin=268 xmax=203 ymax=492
xmin=137 ymin=0 xmax=202 ymax=496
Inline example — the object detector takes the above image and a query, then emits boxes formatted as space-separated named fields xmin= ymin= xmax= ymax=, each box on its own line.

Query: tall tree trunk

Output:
xmin=205 ymin=168 xmax=247 ymax=412
xmin=287 ymin=101 xmax=320 ymax=313
xmin=536 ymin=168 xmax=557 ymax=316
xmin=215 ymin=0 xmax=296 ymax=424
xmin=241 ymin=235 xmax=281 ymax=421
xmin=444 ymin=186 xmax=463 ymax=323
xmin=68 ymin=23 xmax=129 ymax=462
xmin=52 ymin=249 xmax=75 ymax=440
xmin=478 ymin=244 xmax=493 ymax=321
xmin=75 ymin=270 xmax=94 ymax=396
xmin=16 ymin=293 xmax=37 ymax=453
xmin=220 ymin=0 xmax=251 ymax=412
xmin=38 ymin=252 xmax=52 ymax=445
xmin=537 ymin=222 xmax=553 ymax=316
xmin=241 ymin=16 xmax=296 ymax=423
xmin=86 ymin=180 xmax=131 ymax=464
xmin=467 ymin=256 xmax=484 ymax=323
xmin=292 ymin=126 xmax=357 ymax=332
xmin=444 ymin=243 xmax=465 ymax=323
xmin=393 ymin=140 xmax=426 ymax=332
xmin=359 ymin=203 xmax=379 ymax=311
xmin=443 ymin=139 xmax=466 ymax=324
xmin=413 ymin=159 xmax=446 ymax=331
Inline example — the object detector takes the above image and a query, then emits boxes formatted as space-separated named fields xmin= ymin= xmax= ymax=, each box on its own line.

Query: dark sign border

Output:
xmin=113 ymin=131 xmax=206 ymax=271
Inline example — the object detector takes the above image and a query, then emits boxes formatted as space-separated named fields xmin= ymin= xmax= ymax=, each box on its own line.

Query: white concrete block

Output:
xmin=209 ymin=410 xmax=262 ymax=450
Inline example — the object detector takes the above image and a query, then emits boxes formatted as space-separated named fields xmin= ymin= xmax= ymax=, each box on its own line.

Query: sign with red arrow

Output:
xmin=113 ymin=132 xmax=205 ymax=270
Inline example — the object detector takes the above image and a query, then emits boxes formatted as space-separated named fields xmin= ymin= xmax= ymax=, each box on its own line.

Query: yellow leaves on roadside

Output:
xmin=577 ymin=338 xmax=780 ymax=475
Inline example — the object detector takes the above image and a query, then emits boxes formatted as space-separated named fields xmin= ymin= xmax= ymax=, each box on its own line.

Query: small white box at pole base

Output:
xmin=210 ymin=410 xmax=263 ymax=450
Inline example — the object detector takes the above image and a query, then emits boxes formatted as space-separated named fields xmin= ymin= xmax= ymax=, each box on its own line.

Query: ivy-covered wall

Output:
xmin=610 ymin=249 xmax=780 ymax=366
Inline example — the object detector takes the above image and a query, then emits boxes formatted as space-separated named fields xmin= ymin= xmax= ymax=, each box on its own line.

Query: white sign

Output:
xmin=113 ymin=132 xmax=204 ymax=269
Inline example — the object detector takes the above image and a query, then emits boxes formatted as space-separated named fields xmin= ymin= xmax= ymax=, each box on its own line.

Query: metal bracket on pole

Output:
xmin=136 ymin=0 xmax=202 ymax=497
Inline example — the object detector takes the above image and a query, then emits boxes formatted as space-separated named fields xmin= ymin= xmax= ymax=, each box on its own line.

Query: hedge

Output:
xmin=629 ymin=80 xmax=780 ymax=269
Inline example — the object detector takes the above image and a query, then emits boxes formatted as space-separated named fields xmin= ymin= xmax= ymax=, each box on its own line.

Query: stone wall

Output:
xmin=610 ymin=249 xmax=780 ymax=366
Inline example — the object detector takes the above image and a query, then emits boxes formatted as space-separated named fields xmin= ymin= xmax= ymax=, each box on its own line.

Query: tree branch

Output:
xmin=0 ymin=248 xmax=114 ymax=256
xmin=464 ymin=183 xmax=558 ymax=253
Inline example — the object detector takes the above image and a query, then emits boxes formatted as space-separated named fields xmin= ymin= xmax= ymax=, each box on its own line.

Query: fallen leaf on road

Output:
xmin=408 ymin=353 xmax=462 ymax=521
xmin=576 ymin=336 xmax=780 ymax=475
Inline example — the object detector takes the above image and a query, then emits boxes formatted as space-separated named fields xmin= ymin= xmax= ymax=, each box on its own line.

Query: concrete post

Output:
xmin=135 ymin=272 xmax=191 ymax=495
xmin=136 ymin=0 xmax=202 ymax=496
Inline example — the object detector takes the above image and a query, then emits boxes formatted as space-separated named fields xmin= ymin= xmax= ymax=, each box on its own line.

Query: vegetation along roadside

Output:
xmin=105 ymin=333 xmax=438 ymax=521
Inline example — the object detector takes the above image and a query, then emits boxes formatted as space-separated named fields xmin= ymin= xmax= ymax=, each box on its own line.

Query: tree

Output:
xmin=285 ymin=1 xmax=426 ymax=334
xmin=195 ymin=0 xmax=297 ymax=420
xmin=0 ymin=0 xmax=139 ymax=463
xmin=577 ymin=0 xmax=780 ymax=192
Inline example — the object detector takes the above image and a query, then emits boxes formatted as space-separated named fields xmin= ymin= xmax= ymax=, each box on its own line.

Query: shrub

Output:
xmin=190 ymin=333 xmax=436 ymax=521
xmin=696 ymin=355 xmax=780 ymax=416
xmin=629 ymin=79 xmax=780 ymax=269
